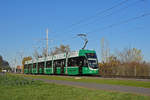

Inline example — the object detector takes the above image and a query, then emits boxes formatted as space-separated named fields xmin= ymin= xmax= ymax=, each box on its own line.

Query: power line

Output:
xmin=88 ymin=12 xmax=150 ymax=34
xmin=58 ymin=0 xmax=144 ymax=43
xmin=69 ymin=0 xmax=143 ymax=33
xmin=57 ymin=0 xmax=129 ymax=35
xmin=53 ymin=0 xmax=147 ymax=46
xmin=69 ymin=0 xmax=129 ymax=27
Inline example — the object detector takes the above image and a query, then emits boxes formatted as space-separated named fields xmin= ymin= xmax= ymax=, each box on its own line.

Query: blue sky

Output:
xmin=0 ymin=0 xmax=150 ymax=65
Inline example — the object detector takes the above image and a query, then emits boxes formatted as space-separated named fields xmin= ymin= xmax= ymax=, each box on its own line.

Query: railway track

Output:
xmin=44 ymin=74 xmax=150 ymax=81
xmin=24 ymin=73 xmax=150 ymax=81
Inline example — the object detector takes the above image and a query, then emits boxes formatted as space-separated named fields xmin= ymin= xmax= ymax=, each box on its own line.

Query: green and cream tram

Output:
xmin=24 ymin=49 xmax=99 ymax=75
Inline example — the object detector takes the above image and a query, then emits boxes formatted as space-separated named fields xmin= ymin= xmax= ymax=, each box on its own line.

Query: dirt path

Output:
xmin=32 ymin=78 xmax=150 ymax=96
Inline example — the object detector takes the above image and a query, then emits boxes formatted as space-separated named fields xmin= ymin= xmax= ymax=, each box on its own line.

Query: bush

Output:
xmin=99 ymin=62 xmax=150 ymax=77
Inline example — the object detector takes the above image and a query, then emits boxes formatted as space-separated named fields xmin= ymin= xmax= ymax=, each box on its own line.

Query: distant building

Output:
xmin=2 ymin=69 xmax=7 ymax=73
xmin=16 ymin=65 xmax=22 ymax=73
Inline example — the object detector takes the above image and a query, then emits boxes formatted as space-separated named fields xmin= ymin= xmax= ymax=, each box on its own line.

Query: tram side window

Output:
xmin=68 ymin=58 xmax=75 ymax=66
xmin=68 ymin=58 xmax=71 ymax=66
xmin=54 ymin=60 xmax=63 ymax=67
xmin=24 ymin=65 xmax=27 ymax=69
xmin=53 ymin=60 xmax=57 ymax=67
xmin=59 ymin=59 xmax=65 ymax=67
xmin=60 ymin=59 xmax=65 ymax=67
xmin=38 ymin=62 xmax=44 ymax=68
xmin=46 ymin=61 xmax=52 ymax=68
xmin=42 ymin=62 xmax=44 ymax=67
xmin=33 ymin=63 xmax=36 ymax=68
xmin=38 ymin=62 xmax=41 ymax=68
xmin=78 ymin=57 xmax=88 ymax=67
xmin=28 ymin=64 xmax=32 ymax=69
xmin=68 ymin=57 xmax=80 ymax=67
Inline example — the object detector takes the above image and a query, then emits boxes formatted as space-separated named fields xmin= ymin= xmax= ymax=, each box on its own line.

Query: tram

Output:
xmin=24 ymin=49 xmax=99 ymax=75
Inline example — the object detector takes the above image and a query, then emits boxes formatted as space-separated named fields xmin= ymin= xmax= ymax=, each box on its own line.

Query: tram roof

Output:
xmin=24 ymin=49 xmax=96 ymax=64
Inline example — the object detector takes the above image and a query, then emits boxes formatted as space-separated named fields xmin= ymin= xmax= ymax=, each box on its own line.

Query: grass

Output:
xmin=16 ymin=74 xmax=150 ymax=88
xmin=0 ymin=74 xmax=150 ymax=100
xmin=0 ymin=73 xmax=38 ymax=86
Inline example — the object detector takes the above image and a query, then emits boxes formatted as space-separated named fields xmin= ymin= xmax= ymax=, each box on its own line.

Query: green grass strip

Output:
xmin=0 ymin=75 xmax=150 ymax=100
xmin=13 ymin=74 xmax=150 ymax=88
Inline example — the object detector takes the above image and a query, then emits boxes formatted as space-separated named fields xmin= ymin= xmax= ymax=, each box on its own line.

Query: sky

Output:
xmin=0 ymin=0 xmax=150 ymax=66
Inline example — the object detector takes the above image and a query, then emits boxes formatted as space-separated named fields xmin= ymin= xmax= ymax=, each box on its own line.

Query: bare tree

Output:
xmin=33 ymin=49 xmax=40 ymax=59
xmin=0 ymin=55 xmax=2 ymax=66
xmin=117 ymin=48 xmax=143 ymax=63
xmin=51 ymin=44 xmax=70 ymax=55
xmin=101 ymin=38 xmax=110 ymax=63
xmin=42 ymin=47 xmax=47 ymax=57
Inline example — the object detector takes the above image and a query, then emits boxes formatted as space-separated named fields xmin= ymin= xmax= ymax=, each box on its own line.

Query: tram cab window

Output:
xmin=86 ymin=53 xmax=97 ymax=58
xmin=88 ymin=60 xmax=98 ymax=69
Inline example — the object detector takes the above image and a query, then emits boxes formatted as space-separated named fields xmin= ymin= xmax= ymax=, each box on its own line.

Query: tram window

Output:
xmin=68 ymin=57 xmax=84 ymax=67
xmin=68 ymin=58 xmax=76 ymax=66
xmin=38 ymin=62 xmax=44 ymax=68
xmin=28 ymin=65 xmax=29 ymax=68
xmin=46 ymin=61 xmax=52 ymax=68
xmin=38 ymin=62 xmax=41 ymax=68
xmin=33 ymin=63 xmax=36 ymax=68
xmin=86 ymin=53 xmax=97 ymax=58
xmin=24 ymin=65 xmax=27 ymax=69
xmin=78 ymin=57 xmax=84 ymax=66
xmin=54 ymin=60 xmax=57 ymax=67
xmin=41 ymin=62 xmax=44 ymax=67
xmin=28 ymin=64 xmax=32 ymax=69
xmin=61 ymin=59 xmax=65 ymax=67
xmin=58 ymin=60 xmax=61 ymax=67
xmin=77 ymin=57 xmax=88 ymax=67
xmin=59 ymin=59 xmax=64 ymax=67
xmin=54 ymin=60 xmax=63 ymax=67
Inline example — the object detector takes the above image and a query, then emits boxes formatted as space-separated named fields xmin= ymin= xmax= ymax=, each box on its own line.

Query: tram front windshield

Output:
xmin=86 ymin=53 xmax=97 ymax=58
xmin=88 ymin=60 xmax=98 ymax=69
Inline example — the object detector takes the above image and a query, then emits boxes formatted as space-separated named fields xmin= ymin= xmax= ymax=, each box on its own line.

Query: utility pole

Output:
xmin=33 ymin=28 xmax=53 ymax=57
xmin=46 ymin=28 xmax=49 ymax=57
xmin=18 ymin=50 xmax=24 ymax=73
xmin=101 ymin=38 xmax=105 ymax=63
xmin=14 ymin=58 xmax=17 ymax=73
xmin=101 ymin=38 xmax=110 ymax=63
xmin=65 ymin=52 xmax=68 ymax=74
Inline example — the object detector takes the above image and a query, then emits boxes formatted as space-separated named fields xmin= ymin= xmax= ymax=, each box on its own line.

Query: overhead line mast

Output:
xmin=46 ymin=28 xmax=49 ymax=57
